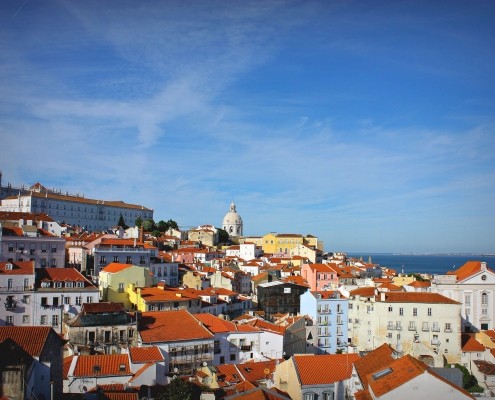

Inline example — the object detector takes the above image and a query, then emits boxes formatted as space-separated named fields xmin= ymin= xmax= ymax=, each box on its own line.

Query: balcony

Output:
xmin=444 ymin=328 xmax=452 ymax=333
xmin=431 ymin=339 xmax=441 ymax=346
xmin=408 ymin=326 xmax=416 ymax=331
xmin=422 ymin=326 xmax=429 ymax=332
xmin=431 ymin=326 xmax=440 ymax=332
xmin=387 ymin=325 xmax=395 ymax=331
xmin=395 ymin=325 xmax=402 ymax=331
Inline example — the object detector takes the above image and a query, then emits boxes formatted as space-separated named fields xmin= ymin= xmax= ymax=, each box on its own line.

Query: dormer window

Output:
xmin=41 ymin=282 xmax=50 ymax=288
xmin=77 ymin=282 xmax=84 ymax=288
xmin=65 ymin=282 xmax=73 ymax=288
xmin=55 ymin=282 xmax=62 ymax=288
xmin=5 ymin=263 xmax=13 ymax=270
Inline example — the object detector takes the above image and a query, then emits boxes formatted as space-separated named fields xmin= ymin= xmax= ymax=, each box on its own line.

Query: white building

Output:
xmin=432 ymin=261 xmax=495 ymax=333
xmin=0 ymin=182 xmax=153 ymax=232
xmin=348 ymin=287 xmax=462 ymax=366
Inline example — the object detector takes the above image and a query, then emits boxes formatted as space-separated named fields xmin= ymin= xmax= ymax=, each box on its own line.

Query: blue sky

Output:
xmin=1 ymin=0 xmax=494 ymax=254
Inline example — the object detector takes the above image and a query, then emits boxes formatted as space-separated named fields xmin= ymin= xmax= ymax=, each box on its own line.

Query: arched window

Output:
xmin=482 ymin=292 xmax=488 ymax=306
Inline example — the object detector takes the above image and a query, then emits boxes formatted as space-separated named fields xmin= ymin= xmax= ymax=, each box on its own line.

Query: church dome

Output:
xmin=222 ymin=202 xmax=243 ymax=237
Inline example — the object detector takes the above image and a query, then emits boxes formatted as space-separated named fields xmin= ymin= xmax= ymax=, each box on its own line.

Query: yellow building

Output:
xmin=262 ymin=233 xmax=320 ymax=256
xmin=99 ymin=263 xmax=153 ymax=309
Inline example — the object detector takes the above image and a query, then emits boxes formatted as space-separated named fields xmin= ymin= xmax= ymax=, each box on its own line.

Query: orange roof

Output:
xmin=139 ymin=310 xmax=213 ymax=343
xmin=73 ymin=354 xmax=131 ymax=377
xmin=36 ymin=267 xmax=93 ymax=285
xmin=378 ymin=282 xmax=401 ymax=291
xmin=83 ymin=302 xmax=125 ymax=314
xmin=294 ymin=354 xmax=360 ymax=385
xmin=246 ymin=319 xmax=285 ymax=335
xmin=236 ymin=360 xmax=280 ymax=384
xmin=102 ymin=263 xmax=134 ymax=273
xmin=129 ymin=346 xmax=164 ymax=363
xmin=447 ymin=261 xmax=493 ymax=282
xmin=0 ymin=261 xmax=34 ymax=275
xmin=367 ymin=355 xmax=426 ymax=397
xmin=63 ymin=355 xmax=74 ymax=379
xmin=350 ymin=287 xmax=376 ymax=297
xmin=99 ymin=238 xmax=145 ymax=247
xmin=282 ymin=275 xmax=309 ymax=287
xmin=193 ymin=313 xmax=259 ymax=334
xmin=461 ymin=334 xmax=485 ymax=352
xmin=408 ymin=280 xmax=431 ymax=288
xmin=0 ymin=326 xmax=53 ymax=356
xmin=381 ymin=292 xmax=460 ymax=304
xmin=354 ymin=344 xmax=395 ymax=388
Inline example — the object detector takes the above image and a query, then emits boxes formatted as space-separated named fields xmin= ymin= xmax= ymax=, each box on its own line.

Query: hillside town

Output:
xmin=0 ymin=175 xmax=493 ymax=399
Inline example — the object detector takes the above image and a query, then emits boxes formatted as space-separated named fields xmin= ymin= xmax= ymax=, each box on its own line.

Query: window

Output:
xmin=8 ymin=243 xmax=14 ymax=252
xmin=304 ymin=394 xmax=315 ymax=400
xmin=52 ymin=315 xmax=59 ymax=326
xmin=413 ymin=307 xmax=417 ymax=316
xmin=100 ymin=256 xmax=106 ymax=264
xmin=113 ymin=255 xmax=119 ymax=262
xmin=51 ymin=245 xmax=57 ymax=253
xmin=24 ymin=278 xmax=30 ymax=289
xmin=76 ymin=297 xmax=82 ymax=305
xmin=388 ymin=306 xmax=393 ymax=312
xmin=30 ymin=243 xmax=36 ymax=254
xmin=465 ymin=295 xmax=471 ymax=306
xmin=427 ymin=307 xmax=432 ymax=316
xmin=40 ymin=315 xmax=47 ymax=325
xmin=482 ymin=292 xmax=488 ymax=306
xmin=409 ymin=321 xmax=416 ymax=330
xmin=23 ymin=315 xmax=29 ymax=324
xmin=64 ymin=297 xmax=70 ymax=305
xmin=118 ymin=283 xmax=124 ymax=293
xmin=387 ymin=332 xmax=392 ymax=339
xmin=399 ymin=307 xmax=404 ymax=316
xmin=86 ymin=296 xmax=93 ymax=303
xmin=126 ymin=256 xmax=132 ymax=264
xmin=41 ymin=244 xmax=47 ymax=253
xmin=230 ymin=354 xmax=236 ymax=362
xmin=51 ymin=258 xmax=56 ymax=267
xmin=23 ymin=295 xmax=30 ymax=304
xmin=422 ymin=322 xmax=429 ymax=331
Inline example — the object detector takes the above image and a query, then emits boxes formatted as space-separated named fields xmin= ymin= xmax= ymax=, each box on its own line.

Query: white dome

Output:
xmin=222 ymin=202 xmax=243 ymax=237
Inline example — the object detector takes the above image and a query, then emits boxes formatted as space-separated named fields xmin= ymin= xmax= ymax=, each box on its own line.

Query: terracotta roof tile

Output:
xmin=447 ymin=261 xmax=493 ymax=282
xmin=354 ymin=344 xmax=395 ymax=388
xmin=0 ymin=326 xmax=53 ymax=356
xmin=129 ymin=346 xmax=164 ymax=363
xmin=0 ymin=261 xmax=34 ymax=275
xmin=461 ymin=334 xmax=485 ymax=352
xmin=367 ymin=355 xmax=426 ymax=397
xmin=139 ymin=310 xmax=213 ymax=343
xmin=102 ymin=263 xmax=134 ymax=273
xmin=294 ymin=353 xmax=360 ymax=385
xmin=381 ymin=292 xmax=460 ymax=304
xmin=36 ymin=267 xmax=94 ymax=286
xmin=73 ymin=354 xmax=131 ymax=377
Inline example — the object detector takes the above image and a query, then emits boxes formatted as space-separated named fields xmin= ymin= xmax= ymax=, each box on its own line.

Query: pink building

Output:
xmin=301 ymin=263 xmax=340 ymax=291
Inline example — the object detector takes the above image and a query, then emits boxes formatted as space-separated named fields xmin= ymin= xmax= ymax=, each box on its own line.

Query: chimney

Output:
xmin=139 ymin=226 xmax=144 ymax=243
xmin=380 ymin=292 xmax=386 ymax=302
xmin=481 ymin=261 xmax=487 ymax=271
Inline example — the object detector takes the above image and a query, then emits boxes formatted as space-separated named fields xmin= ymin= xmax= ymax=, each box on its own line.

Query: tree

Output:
xmin=218 ymin=228 xmax=230 ymax=244
xmin=142 ymin=218 xmax=156 ymax=232
xmin=135 ymin=217 xmax=143 ymax=228
xmin=117 ymin=214 xmax=129 ymax=230
xmin=157 ymin=378 xmax=194 ymax=400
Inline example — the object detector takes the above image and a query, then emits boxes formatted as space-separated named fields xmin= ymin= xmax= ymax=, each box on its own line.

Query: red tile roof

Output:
xmin=139 ymin=310 xmax=213 ymax=343
xmin=73 ymin=354 xmax=131 ymax=377
xmin=36 ymin=267 xmax=94 ymax=285
xmin=408 ymin=280 xmax=431 ymax=288
xmin=461 ymin=334 xmax=485 ymax=352
xmin=82 ymin=302 xmax=125 ymax=314
xmin=293 ymin=353 xmax=360 ymax=385
xmin=0 ymin=261 xmax=34 ymax=275
xmin=102 ymin=263 xmax=134 ymax=273
xmin=353 ymin=344 xmax=395 ymax=388
xmin=447 ymin=261 xmax=493 ymax=282
xmin=0 ymin=326 xmax=53 ymax=356
xmin=381 ymin=292 xmax=460 ymax=304
xmin=129 ymin=346 xmax=164 ymax=363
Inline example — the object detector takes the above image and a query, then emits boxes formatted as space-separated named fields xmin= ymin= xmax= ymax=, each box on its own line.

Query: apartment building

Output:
xmin=0 ymin=224 xmax=65 ymax=268
xmin=300 ymin=290 xmax=349 ymax=354
xmin=348 ymin=288 xmax=462 ymax=365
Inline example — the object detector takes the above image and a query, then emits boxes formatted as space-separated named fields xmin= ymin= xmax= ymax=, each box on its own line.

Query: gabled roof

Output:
xmin=353 ymin=344 xmax=395 ymax=388
xmin=0 ymin=326 xmax=54 ymax=357
xmin=474 ymin=360 xmax=495 ymax=376
xmin=129 ymin=346 xmax=164 ymax=363
xmin=139 ymin=310 xmax=213 ymax=343
xmin=73 ymin=354 xmax=131 ymax=377
xmin=0 ymin=261 xmax=34 ymax=275
xmin=447 ymin=261 xmax=493 ymax=282
xmin=461 ymin=334 xmax=485 ymax=352
xmin=36 ymin=267 xmax=94 ymax=286
xmin=193 ymin=313 xmax=259 ymax=334
xmin=350 ymin=287 xmax=376 ymax=297
xmin=408 ymin=280 xmax=431 ymax=288
xmin=293 ymin=354 xmax=360 ymax=385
